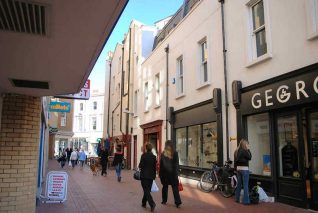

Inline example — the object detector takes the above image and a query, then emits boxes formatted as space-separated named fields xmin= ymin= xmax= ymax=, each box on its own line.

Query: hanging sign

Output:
xmin=45 ymin=171 xmax=68 ymax=203
xmin=49 ymin=102 xmax=71 ymax=113
xmin=55 ymin=80 xmax=90 ymax=100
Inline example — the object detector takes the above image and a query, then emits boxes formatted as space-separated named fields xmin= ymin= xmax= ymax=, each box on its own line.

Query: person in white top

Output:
xmin=70 ymin=149 xmax=78 ymax=168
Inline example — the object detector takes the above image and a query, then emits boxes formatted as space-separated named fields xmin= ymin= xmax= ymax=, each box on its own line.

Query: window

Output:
xmin=306 ymin=0 xmax=318 ymax=39
xmin=246 ymin=113 xmax=271 ymax=176
xmin=78 ymin=116 xmax=83 ymax=131
xmin=118 ymin=56 xmax=122 ymax=73
xmin=155 ymin=74 xmax=160 ymax=106
xmin=199 ymin=39 xmax=208 ymax=84
xmin=80 ymin=103 xmax=83 ymax=111
xmin=133 ymin=90 xmax=138 ymax=115
xmin=175 ymin=122 xmax=217 ymax=169
xmin=93 ymin=101 xmax=97 ymax=110
xmin=144 ymin=82 xmax=149 ymax=111
xmin=246 ymin=0 xmax=271 ymax=66
xmin=92 ymin=117 xmax=97 ymax=130
xmin=117 ymin=83 xmax=121 ymax=101
xmin=60 ymin=113 xmax=66 ymax=127
xmin=176 ymin=56 xmax=184 ymax=96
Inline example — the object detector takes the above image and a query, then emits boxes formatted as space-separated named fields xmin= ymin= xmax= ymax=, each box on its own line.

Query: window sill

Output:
xmin=308 ymin=32 xmax=318 ymax=40
xmin=246 ymin=53 xmax=272 ymax=68
xmin=154 ymin=104 xmax=161 ymax=109
xmin=175 ymin=93 xmax=185 ymax=100
xmin=144 ymin=110 xmax=149 ymax=113
xmin=196 ymin=82 xmax=210 ymax=90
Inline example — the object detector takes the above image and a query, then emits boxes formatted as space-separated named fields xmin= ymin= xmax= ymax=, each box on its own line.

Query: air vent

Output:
xmin=11 ymin=79 xmax=49 ymax=89
xmin=0 ymin=0 xmax=46 ymax=36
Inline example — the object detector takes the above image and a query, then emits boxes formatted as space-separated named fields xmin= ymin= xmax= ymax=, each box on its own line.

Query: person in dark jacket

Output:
xmin=159 ymin=140 xmax=182 ymax=208
xmin=234 ymin=139 xmax=252 ymax=205
xmin=139 ymin=143 xmax=157 ymax=212
xmin=100 ymin=146 xmax=109 ymax=176
xmin=112 ymin=146 xmax=124 ymax=182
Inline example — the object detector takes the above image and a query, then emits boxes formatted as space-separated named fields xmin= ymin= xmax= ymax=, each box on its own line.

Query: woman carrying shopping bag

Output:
xmin=139 ymin=143 xmax=157 ymax=212
xmin=159 ymin=140 xmax=182 ymax=208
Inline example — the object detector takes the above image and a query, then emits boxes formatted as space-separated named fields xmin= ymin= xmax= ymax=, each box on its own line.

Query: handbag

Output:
xmin=178 ymin=178 xmax=183 ymax=191
xmin=151 ymin=180 xmax=159 ymax=192
xmin=133 ymin=169 xmax=141 ymax=181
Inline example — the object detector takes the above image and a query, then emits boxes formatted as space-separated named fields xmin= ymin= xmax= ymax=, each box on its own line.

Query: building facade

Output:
xmin=73 ymin=90 xmax=104 ymax=156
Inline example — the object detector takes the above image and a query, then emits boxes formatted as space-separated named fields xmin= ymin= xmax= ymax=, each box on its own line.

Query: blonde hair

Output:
xmin=234 ymin=139 xmax=249 ymax=158
xmin=163 ymin=140 xmax=173 ymax=159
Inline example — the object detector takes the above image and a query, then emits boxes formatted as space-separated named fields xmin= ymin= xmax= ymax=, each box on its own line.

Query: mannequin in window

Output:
xmin=281 ymin=140 xmax=298 ymax=177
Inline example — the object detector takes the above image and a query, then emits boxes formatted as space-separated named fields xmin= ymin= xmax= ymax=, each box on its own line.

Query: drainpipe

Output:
xmin=219 ymin=0 xmax=230 ymax=160
xmin=165 ymin=45 xmax=169 ymax=141
xmin=120 ymin=46 xmax=124 ymax=134
xmin=107 ymin=59 xmax=112 ymax=138
xmin=126 ymin=27 xmax=132 ymax=135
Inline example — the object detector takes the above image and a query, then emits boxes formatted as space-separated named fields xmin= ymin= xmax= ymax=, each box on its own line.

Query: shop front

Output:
xmin=172 ymin=91 xmax=223 ymax=179
xmin=233 ymin=63 xmax=318 ymax=210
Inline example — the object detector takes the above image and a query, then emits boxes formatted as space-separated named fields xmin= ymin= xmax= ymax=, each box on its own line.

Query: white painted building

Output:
xmin=73 ymin=89 xmax=105 ymax=156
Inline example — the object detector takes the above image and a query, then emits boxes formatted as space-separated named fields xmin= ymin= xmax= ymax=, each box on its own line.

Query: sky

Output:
xmin=88 ymin=0 xmax=184 ymax=92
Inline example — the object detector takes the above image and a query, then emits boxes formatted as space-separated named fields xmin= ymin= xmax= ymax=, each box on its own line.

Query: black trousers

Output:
xmin=162 ymin=184 xmax=181 ymax=205
xmin=101 ymin=163 xmax=107 ymax=175
xmin=141 ymin=178 xmax=155 ymax=207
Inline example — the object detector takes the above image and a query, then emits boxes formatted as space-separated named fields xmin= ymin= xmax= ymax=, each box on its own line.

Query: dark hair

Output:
xmin=145 ymin=143 xmax=153 ymax=152
xmin=165 ymin=140 xmax=174 ymax=150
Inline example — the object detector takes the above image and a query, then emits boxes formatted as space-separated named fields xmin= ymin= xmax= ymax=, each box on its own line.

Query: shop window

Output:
xmin=246 ymin=113 xmax=271 ymax=176
xmin=176 ymin=128 xmax=187 ymax=166
xmin=202 ymin=123 xmax=218 ymax=168
xmin=188 ymin=125 xmax=201 ymax=167
xmin=277 ymin=114 xmax=300 ymax=178
xmin=310 ymin=112 xmax=318 ymax=182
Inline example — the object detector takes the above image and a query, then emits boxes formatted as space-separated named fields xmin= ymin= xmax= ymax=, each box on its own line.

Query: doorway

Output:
xmin=148 ymin=133 xmax=159 ymax=157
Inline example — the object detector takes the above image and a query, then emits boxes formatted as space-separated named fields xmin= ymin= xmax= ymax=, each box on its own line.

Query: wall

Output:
xmin=0 ymin=94 xmax=41 ymax=213
xmin=0 ymin=96 xmax=2 ymax=130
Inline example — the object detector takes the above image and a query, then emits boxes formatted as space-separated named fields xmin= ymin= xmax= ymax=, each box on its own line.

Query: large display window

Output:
xmin=176 ymin=122 xmax=217 ymax=169
xmin=246 ymin=113 xmax=271 ymax=176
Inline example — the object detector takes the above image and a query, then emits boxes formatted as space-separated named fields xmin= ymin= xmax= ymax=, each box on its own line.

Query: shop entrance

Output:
xmin=274 ymin=109 xmax=318 ymax=210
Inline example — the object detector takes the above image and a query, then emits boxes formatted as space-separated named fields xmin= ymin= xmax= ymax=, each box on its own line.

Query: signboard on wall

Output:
xmin=49 ymin=102 xmax=71 ymax=113
xmin=55 ymin=80 xmax=90 ymax=100
xmin=45 ymin=171 xmax=68 ymax=202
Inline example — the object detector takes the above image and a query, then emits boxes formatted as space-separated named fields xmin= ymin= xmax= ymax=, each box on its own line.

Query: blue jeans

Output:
xmin=115 ymin=163 xmax=122 ymax=177
xmin=235 ymin=170 xmax=250 ymax=204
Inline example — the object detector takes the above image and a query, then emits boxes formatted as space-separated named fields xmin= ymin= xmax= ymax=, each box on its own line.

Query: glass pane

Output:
xmin=201 ymin=41 xmax=207 ymax=62
xmin=247 ymin=113 xmax=271 ymax=176
xmin=256 ymin=29 xmax=267 ymax=57
xmin=202 ymin=122 xmax=217 ymax=168
xmin=176 ymin=128 xmax=187 ymax=166
xmin=310 ymin=112 xmax=318 ymax=182
xmin=179 ymin=58 xmax=183 ymax=75
xmin=188 ymin=125 xmax=201 ymax=167
xmin=252 ymin=0 xmax=265 ymax=30
xmin=203 ymin=62 xmax=208 ymax=82
xmin=277 ymin=115 xmax=300 ymax=178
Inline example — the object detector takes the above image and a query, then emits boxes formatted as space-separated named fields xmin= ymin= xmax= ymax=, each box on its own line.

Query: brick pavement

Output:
xmin=36 ymin=160 xmax=312 ymax=213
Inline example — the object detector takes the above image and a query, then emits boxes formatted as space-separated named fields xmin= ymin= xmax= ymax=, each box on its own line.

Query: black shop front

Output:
xmin=233 ymin=63 xmax=318 ymax=210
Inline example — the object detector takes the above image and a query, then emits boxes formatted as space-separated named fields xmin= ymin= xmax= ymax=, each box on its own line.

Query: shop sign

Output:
xmin=46 ymin=171 xmax=68 ymax=202
xmin=55 ymin=80 xmax=90 ymax=100
xmin=241 ymin=70 xmax=318 ymax=114
xmin=49 ymin=102 xmax=71 ymax=113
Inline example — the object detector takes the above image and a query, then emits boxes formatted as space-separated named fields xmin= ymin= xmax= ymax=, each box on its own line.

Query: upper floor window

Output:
xmin=80 ymin=103 xmax=83 ymax=111
xmin=92 ymin=117 xmax=97 ymax=130
xmin=199 ymin=39 xmax=208 ymax=84
xmin=93 ymin=101 xmax=97 ymax=110
xmin=78 ymin=116 xmax=83 ymax=131
xmin=117 ymin=83 xmax=121 ymax=101
xmin=246 ymin=0 xmax=272 ymax=66
xmin=133 ymin=90 xmax=138 ymax=115
xmin=306 ymin=0 xmax=318 ymax=39
xmin=176 ymin=56 xmax=184 ymax=96
xmin=61 ymin=113 xmax=66 ymax=127
xmin=144 ymin=82 xmax=149 ymax=111
xmin=155 ymin=74 xmax=160 ymax=106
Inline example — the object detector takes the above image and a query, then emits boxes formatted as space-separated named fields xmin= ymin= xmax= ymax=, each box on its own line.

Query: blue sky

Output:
xmin=89 ymin=0 xmax=184 ymax=92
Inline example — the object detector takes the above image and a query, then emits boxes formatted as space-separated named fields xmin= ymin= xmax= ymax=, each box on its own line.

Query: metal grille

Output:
xmin=0 ymin=0 xmax=46 ymax=35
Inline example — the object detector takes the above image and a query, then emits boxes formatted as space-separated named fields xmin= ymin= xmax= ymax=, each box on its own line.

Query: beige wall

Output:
xmin=0 ymin=94 xmax=41 ymax=213
xmin=57 ymin=98 xmax=74 ymax=132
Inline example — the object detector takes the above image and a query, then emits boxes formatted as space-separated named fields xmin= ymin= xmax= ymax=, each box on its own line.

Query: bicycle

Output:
xmin=199 ymin=160 xmax=237 ymax=198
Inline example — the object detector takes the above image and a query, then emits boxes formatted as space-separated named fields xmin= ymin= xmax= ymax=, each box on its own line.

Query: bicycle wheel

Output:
xmin=219 ymin=173 xmax=235 ymax=198
xmin=200 ymin=171 xmax=215 ymax=192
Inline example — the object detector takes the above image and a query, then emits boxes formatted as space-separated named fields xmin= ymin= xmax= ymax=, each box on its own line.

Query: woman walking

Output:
xmin=234 ymin=139 xmax=252 ymax=205
xmin=139 ymin=143 xmax=157 ymax=212
xmin=112 ymin=146 xmax=124 ymax=182
xmin=70 ymin=149 xmax=78 ymax=169
xmin=159 ymin=140 xmax=182 ymax=208
xmin=78 ymin=149 xmax=86 ymax=168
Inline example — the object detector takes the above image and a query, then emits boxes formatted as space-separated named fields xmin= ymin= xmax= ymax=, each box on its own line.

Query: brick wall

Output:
xmin=0 ymin=94 xmax=41 ymax=213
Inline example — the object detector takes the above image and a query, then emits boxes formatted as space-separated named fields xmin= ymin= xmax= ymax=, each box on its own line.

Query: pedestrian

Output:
xmin=78 ymin=149 xmax=86 ymax=168
xmin=139 ymin=143 xmax=157 ymax=212
xmin=70 ymin=148 xmax=78 ymax=169
xmin=159 ymin=140 xmax=182 ymax=208
xmin=234 ymin=139 xmax=252 ymax=205
xmin=65 ymin=147 xmax=71 ymax=163
xmin=59 ymin=151 xmax=67 ymax=168
xmin=100 ymin=146 xmax=109 ymax=176
xmin=112 ymin=145 xmax=124 ymax=182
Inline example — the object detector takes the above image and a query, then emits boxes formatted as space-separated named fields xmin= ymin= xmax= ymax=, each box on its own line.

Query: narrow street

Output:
xmin=36 ymin=160 xmax=309 ymax=213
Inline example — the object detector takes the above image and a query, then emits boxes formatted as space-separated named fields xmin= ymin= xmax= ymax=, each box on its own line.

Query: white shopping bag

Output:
xmin=257 ymin=186 xmax=269 ymax=202
xmin=69 ymin=161 xmax=72 ymax=166
xmin=151 ymin=180 xmax=159 ymax=192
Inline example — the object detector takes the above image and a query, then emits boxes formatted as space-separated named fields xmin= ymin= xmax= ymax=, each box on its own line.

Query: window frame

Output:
xmin=93 ymin=101 xmax=97 ymax=110
xmin=155 ymin=73 xmax=160 ymax=107
xmin=176 ymin=55 xmax=185 ymax=97
xmin=92 ymin=116 xmax=97 ymax=131
xmin=306 ymin=0 xmax=318 ymax=39
xmin=245 ymin=0 xmax=272 ymax=68
xmin=133 ymin=90 xmax=138 ymax=116
xmin=197 ymin=38 xmax=209 ymax=86
xmin=60 ymin=112 xmax=66 ymax=127
xmin=80 ymin=103 xmax=83 ymax=111
xmin=144 ymin=82 xmax=149 ymax=112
